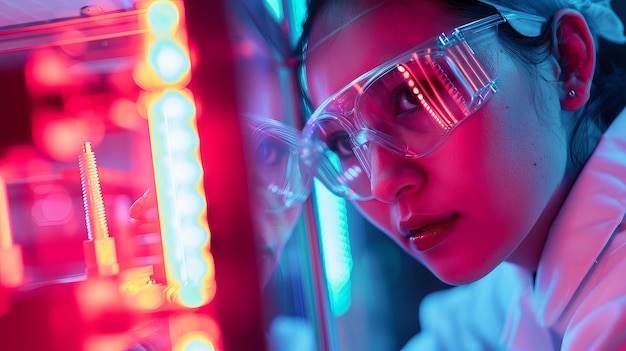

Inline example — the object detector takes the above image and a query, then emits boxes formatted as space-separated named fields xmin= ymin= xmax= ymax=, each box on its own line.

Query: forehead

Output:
xmin=305 ymin=0 xmax=468 ymax=106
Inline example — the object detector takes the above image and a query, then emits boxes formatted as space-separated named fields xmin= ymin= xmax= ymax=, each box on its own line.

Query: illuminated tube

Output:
xmin=148 ymin=89 xmax=214 ymax=307
xmin=140 ymin=0 xmax=215 ymax=308
xmin=173 ymin=332 xmax=216 ymax=351
xmin=145 ymin=1 xmax=190 ymax=88
xmin=313 ymin=179 xmax=353 ymax=316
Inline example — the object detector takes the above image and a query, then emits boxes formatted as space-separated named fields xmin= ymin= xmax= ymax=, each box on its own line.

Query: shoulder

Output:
xmin=561 ymin=225 xmax=626 ymax=350
xmin=403 ymin=263 xmax=527 ymax=351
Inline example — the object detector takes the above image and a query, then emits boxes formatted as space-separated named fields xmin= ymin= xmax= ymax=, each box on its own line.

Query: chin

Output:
xmin=435 ymin=273 xmax=479 ymax=286
xmin=428 ymin=260 xmax=495 ymax=286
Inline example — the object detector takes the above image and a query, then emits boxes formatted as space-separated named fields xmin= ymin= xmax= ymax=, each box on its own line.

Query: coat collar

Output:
xmin=533 ymin=108 xmax=626 ymax=327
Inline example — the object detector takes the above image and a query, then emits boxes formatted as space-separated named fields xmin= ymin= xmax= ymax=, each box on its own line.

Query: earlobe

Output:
xmin=551 ymin=9 xmax=596 ymax=111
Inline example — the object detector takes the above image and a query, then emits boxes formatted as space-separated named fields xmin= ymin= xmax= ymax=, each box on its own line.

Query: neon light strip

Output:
xmin=313 ymin=179 xmax=353 ymax=316
xmin=147 ymin=89 xmax=214 ymax=307
xmin=142 ymin=0 xmax=215 ymax=308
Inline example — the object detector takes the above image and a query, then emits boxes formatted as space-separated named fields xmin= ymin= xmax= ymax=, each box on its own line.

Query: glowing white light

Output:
xmin=181 ymin=227 xmax=208 ymax=249
xmin=185 ymin=256 xmax=209 ymax=283
xmin=147 ymin=1 xmax=180 ymax=36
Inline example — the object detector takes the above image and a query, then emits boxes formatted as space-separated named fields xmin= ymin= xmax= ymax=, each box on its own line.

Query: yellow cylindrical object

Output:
xmin=83 ymin=237 xmax=120 ymax=277
xmin=0 ymin=245 xmax=24 ymax=288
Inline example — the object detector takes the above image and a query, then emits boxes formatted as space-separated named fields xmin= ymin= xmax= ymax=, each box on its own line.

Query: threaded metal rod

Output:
xmin=78 ymin=142 xmax=109 ymax=240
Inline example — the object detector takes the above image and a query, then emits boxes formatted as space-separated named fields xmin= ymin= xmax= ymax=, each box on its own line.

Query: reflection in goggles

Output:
xmin=243 ymin=115 xmax=314 ymax=212
xmin=304 ymin=14 xmax=505 ymax=200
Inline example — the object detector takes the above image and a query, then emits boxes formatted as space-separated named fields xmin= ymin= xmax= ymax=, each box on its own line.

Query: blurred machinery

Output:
xmin=0 ymin=1 xmax=268 ymax=350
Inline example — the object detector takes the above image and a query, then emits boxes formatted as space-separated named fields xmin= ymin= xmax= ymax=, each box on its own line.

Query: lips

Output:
xmin=400 ymin=214 xmax=459 ymax=251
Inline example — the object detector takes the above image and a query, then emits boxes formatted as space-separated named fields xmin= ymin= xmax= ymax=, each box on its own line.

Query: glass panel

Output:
xmin=224 ymin=1 xmax=335 ymax=350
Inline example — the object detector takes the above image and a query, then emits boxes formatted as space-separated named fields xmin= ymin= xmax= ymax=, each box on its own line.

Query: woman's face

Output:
xmin=233 ymin=18 xmax=304 ymax=288
xmin=306 ymin=0 xmax=573 ymax=285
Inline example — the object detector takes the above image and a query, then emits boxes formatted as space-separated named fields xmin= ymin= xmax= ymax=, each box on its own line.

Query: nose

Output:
xmin=368 ymin=144 xmax=426 ymax=203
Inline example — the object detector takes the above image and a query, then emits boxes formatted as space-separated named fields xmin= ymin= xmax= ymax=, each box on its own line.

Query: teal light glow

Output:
xmin=263 ymin=0 xmax=284 ymax=22
xmin=313 ymin=179 xmax=353 ymax=316
xmin=148 ymin=89 xmax=212 ymax=307
xmin=147 ymin=0 xmax=180 ymax=36
xmin=149 ymin=40 xmax=191 ymax=85
xmin=178 ymin=284 xmax=206 ymax=309
xmin=181 ymin=337 xmax=215 ymax=351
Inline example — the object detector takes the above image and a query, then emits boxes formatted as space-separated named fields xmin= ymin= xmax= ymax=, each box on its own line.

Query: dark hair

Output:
xmin=296 ymin=0 xmax=626 ymax=169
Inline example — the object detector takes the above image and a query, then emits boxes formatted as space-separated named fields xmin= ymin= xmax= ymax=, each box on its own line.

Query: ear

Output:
xmin=551 ymin=9 xmax=596 ymax=111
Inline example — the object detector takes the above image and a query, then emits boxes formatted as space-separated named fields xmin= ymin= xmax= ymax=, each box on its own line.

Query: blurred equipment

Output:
xmin=0 ymin=1 xmax=266 ymax=350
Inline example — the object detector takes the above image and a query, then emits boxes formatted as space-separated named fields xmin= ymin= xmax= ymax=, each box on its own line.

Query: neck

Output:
xmin=506 ymin=174 xmax=576 ymax=272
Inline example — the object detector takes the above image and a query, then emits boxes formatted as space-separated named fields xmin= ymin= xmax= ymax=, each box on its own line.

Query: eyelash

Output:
xmin=328 ymin=131 xmax=354 ymax=159
xmin=255 ymin=139 xmax=286 ymax=166
xmin=392 ymin=84 xmax=422 ymax=116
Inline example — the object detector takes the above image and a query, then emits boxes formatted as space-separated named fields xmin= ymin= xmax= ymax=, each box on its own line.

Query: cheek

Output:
xmin=254 ymin=205 xmax=301 ymax=250
xmin=354 ymin=199 xmax=395 ymax=235
xmin=446 ymin=67 xmax=568 ymax=243
xmin=493 ymin=70 xmax=566 ymax=195
xmin=474 ymin=57 xmax=565 ymax=188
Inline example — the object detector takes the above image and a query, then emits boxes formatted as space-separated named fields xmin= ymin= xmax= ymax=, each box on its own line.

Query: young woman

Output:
xmin=299 ymin=0 xmax=626 ymax=349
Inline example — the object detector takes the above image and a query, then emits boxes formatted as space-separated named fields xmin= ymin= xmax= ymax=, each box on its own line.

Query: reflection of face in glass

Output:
xmin=129 ymin=7 xmax=310 ymax=290
xmin=240 ymin=115 xmax=312 ymax=288
xmin=231 ymin=15 xmax=310 ymax=288
xmin=244 ymin=115 xmax=312 ymax=213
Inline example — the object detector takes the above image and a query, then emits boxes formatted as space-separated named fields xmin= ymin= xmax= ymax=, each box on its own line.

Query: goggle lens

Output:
xmin=244 ymin=116 xmax=313 ymax=212
xmin=309 ymin=117 xmax=372 ymax=199
xmin=306 ymin=14 xmax=504 ymax=200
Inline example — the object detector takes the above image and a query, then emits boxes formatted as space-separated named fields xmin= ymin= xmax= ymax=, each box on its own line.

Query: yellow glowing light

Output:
xmin=173 ymin=332 xmax=216 ymax=351
xmin=0 ymin=176 xmax=15 ymax=250
xmin=133 ymin=61 xmax=162 ymax=91
xmin=0 ymin=176 xmax=24 ymax=289
xmin=169 ymin=314 xmax=221 ymax=344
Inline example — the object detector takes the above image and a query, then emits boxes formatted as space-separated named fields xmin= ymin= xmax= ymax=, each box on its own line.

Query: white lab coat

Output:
xmin=402 ymin=107 xmax=626 ymax=351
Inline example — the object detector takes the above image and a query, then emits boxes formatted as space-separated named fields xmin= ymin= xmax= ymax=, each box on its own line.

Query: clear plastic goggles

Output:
xmin=242 ymin=115 xmax=315 ymax=212
xmin=304 ymin=14 xmax=505 ymax=200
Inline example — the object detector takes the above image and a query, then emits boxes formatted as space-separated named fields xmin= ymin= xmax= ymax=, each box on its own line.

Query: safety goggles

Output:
xmin=304 ymin=14 xmax=506 ymax=200
xmin=242 ymin=115 xmax=315 ymax=212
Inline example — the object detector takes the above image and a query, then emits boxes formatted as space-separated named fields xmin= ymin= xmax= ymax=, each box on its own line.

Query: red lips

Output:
xmin=400 ymin=214 xmax=459 ymax=251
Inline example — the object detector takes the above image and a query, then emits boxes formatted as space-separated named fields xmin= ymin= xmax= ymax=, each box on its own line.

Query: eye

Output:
xmin=326 ymin=131 xmax=355 ymax=159
xmin=254 ymin=138 xmax=288 ymax=167
xmin=392 ymin=83 xmax=422 ymax=116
